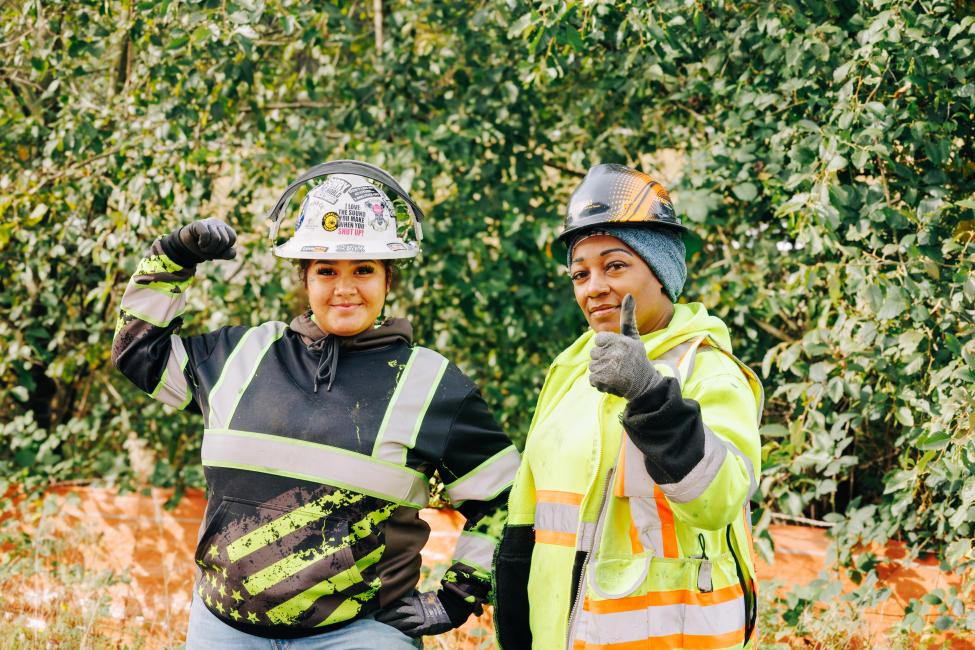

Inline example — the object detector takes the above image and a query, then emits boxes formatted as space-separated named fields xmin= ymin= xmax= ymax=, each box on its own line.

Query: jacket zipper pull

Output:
xmin=694 ymin=533 xmax=713 ymax=592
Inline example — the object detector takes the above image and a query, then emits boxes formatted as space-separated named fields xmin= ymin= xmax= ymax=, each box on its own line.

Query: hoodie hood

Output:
xmin=552 ymin=302 xmax=733 ymax=369
xmin=289 ymin=311 xmax=413 ymax=349
xmin=289 ymin=312 xmax=413 ymax=392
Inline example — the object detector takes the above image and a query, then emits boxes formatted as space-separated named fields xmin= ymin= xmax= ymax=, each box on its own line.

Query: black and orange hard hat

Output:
xmin=557 ymin=163 xmax=686 ymax=245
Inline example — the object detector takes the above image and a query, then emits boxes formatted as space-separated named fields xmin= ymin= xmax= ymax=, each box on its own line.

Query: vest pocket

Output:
xmin=576 ymin=554 xmax=747 ymax=650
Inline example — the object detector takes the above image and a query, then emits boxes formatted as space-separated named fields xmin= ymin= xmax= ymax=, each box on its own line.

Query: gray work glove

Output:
xmin=588 ymin=294 xmax=663 ymax=400
xmin=160 ymin=218 xmax=237 ymax=266
xmin=374 ymin=591 xmax=456 ymax=638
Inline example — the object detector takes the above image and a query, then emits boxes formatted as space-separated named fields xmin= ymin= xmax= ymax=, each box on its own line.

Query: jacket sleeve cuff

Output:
xmin=438 ymin=581 xmax=482 ymax=627
xmin=622 ymin=376 xmax=706 ymax=485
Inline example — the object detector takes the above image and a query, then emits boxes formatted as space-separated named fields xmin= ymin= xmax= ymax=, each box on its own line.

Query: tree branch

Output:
xmin=750 ymin=316 xmax=798 ymax=343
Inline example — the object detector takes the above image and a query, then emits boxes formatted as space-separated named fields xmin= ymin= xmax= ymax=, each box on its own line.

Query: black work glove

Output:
xmin=374 ymin=591 xmax=465 ymax=638
xmin=159 ymin=218 xmax=237 ymax=267
xmin=588 ymin=294 xmax=663 ymax=400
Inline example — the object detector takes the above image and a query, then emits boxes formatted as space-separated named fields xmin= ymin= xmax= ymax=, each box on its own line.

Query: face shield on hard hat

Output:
xmin=267 ymin=160 xmax=424 ymax=260
xmin=556 ymin=163 xmax=687 ymax=248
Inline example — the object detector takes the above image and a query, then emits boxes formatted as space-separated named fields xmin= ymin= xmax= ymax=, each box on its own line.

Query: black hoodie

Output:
xmin=112 ymin=241 xmax=519 ymax=638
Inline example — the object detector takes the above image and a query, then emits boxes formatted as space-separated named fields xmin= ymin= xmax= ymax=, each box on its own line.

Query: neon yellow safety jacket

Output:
xmin=494 ymin=303 xmax=763 ymax=650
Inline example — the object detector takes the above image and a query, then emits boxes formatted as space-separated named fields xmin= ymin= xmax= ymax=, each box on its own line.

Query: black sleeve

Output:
xmin=493 ymin=524 xmax=534 ymax=650
xmin=621 ymin=376 xmax=706 ymax=485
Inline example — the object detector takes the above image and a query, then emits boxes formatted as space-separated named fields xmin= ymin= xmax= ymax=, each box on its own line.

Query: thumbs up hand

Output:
xmin=588 ymin=295 xmax=663 ymax=400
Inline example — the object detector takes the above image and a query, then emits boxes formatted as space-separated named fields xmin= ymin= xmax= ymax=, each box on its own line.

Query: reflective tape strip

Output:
xmin=617 ymin=435 xmax=678 ymax=558
xmin=653 ymin=485 xmax=679 ymax=558
xmin=120 ymin=281 xmax=188 ymax=327
xmin=535 ymin=502 xmax=579 ymax=534
xmin=577 ymin=522 xmax=598 ymax=552
xmin=201 ymin=429 xmax=430 ymax=507
xmin=720 ymin=436 xmax=758 ymax=499
xmin=444 ymin=445 xmax=520 ymax=504
xmin=149 ymin=336 xmax=192 ymax=409
xmin=628 ymin=497 xmax=665 ymax=558
xmin=576 ymin=584 xmax=745 ymax=647
xmin=651 ymin=338 xmax=701 ymax=387
xmin=374 ymin=347 xmax=449 ymax=465
xmin=207 ymin=322 xmax=286 ymax=429
xmin=584 ymin=583 xmax=744 ymax=612
xmin=535 ymin=493 xmax=581 ymax=547
xmin=536 ymin=530 xmax=577 ymax=547
xmin=656 ymin=426 xmax=729 ymax=504
xmin=452 ymin=531 xmax=497 ymax=572
xmin=574 ymin=627 xmax=746 ymax=650
xmin=617 ymin=432 xmax=654 ymax=498
xmin=535 ymin=490 xmax=583 ymax=505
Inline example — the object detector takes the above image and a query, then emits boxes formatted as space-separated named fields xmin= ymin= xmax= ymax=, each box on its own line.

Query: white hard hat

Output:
xmin=268 ymin=161 xmax=423 ymax=261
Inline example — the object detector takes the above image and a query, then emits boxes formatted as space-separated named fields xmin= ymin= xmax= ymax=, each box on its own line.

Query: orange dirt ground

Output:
xmin=16 ymin=486 xmax=974 ymax=649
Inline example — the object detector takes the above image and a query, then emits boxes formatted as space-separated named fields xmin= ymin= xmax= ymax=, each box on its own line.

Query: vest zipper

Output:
xmin=565 ymin=466 xmax=616 ymax=650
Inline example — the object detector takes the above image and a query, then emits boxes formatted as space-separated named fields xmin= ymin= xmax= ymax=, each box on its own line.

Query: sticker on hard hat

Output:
xmin=323 ymin=212 xmax=339 ymax=231
xmin=337 ymin=204 xmax=366 ymax=237
xmin=387 ymin=243 xmax=408 ymax=251
xmin=336 ymin=243 xmax=366 ymax=253
xmin=316 ymin=177 xmax=351 ymax=204
xmin=349 ymin=186 xmax=381 ymax=201
xmin=300 ymin=245 xmax=330 ymax=253
xmin=365 ymin=199 xmax=389 ymax=231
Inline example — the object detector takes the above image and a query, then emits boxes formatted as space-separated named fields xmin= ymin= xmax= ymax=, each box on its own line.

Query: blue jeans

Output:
xmin=186 ymin=594 xmax=423 ymax=649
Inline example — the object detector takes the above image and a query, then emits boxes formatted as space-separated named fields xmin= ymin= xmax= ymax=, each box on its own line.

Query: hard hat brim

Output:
xmin=556 ymin=218 xmax=688 ymax=248
xmin=273 ymin=242 xmax=419 ymax=261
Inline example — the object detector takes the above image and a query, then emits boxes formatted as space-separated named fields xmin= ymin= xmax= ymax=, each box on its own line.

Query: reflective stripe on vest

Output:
xmin=574 ymin=584 xmax=746 ymax=650
xmin=444 ymin=445 xmax=520 ymax=504
xmin=373 ymin=347 xmax=449 ymax=464
xmin=207 ymin=321 xmax=288 ymax=429
xmin=201 ymin=429 xmax=430 ymax=507
xmin=570 ymin=336 xmax=762 ymax=650
xmin=534 ymin=490 xmax=598 ymax=550
xmin=149 ymin=335 xmax=193 ymax=409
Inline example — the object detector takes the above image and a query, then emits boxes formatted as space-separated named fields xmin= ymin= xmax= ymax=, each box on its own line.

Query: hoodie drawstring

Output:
xmin=313 ymin=335 xmax=340 ymax=393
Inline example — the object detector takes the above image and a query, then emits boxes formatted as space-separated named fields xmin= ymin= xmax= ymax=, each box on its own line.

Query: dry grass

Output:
xmin=3 ymin=491 xmax=966 ymax=650
xmin=0 ymin=492 xmax=153 ymax=649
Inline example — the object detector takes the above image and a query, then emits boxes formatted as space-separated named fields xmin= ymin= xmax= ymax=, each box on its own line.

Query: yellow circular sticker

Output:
xmin=323 ymin=212 xmax=339 ymax=231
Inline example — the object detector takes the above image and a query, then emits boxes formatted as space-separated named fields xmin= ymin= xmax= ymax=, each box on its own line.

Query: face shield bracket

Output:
xmin=267 ymin=160 xmax=424 ymax=247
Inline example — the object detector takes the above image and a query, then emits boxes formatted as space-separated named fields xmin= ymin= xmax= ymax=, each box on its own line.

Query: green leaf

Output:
xmin=895 ymin=407 xmax=915 ymax=427
xmin=732 ymin=182 xmax=758 ymax=201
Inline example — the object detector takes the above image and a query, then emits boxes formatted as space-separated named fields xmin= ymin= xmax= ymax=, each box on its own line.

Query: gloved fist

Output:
xmin=374 ymin=591 xmax=456 ymax=638
xmin=588 ymin=294 xmax=662 ymax=400
xmin=160 ymin=218 xmax=237 ymax=266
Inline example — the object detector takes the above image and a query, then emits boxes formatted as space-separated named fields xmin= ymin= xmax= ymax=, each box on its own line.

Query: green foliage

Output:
xmin=1 ymin=0 xmax=974 ymax=638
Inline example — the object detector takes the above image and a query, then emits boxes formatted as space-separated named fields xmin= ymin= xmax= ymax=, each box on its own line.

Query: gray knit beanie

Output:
xmin=567 ymin=226 xmax=687 ymax=302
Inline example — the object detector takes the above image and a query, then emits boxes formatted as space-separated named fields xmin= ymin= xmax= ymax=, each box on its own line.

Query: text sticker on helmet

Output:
xmin=336 ymin=243 xmax=366 ymax=253
xmin=348 ymin=185 xmax=381 ymax=202
xmin=337 ymin=203 xmax=366 ymax=237
xmin=316 ymin=177 xmax=352 ymax=204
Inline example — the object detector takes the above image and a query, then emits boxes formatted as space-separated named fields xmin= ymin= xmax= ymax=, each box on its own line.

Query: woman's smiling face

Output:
xmin=305 ymin=259 xmax=389 ymax=336
xmin=568 ymin=234 xmax=674 ymax=335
